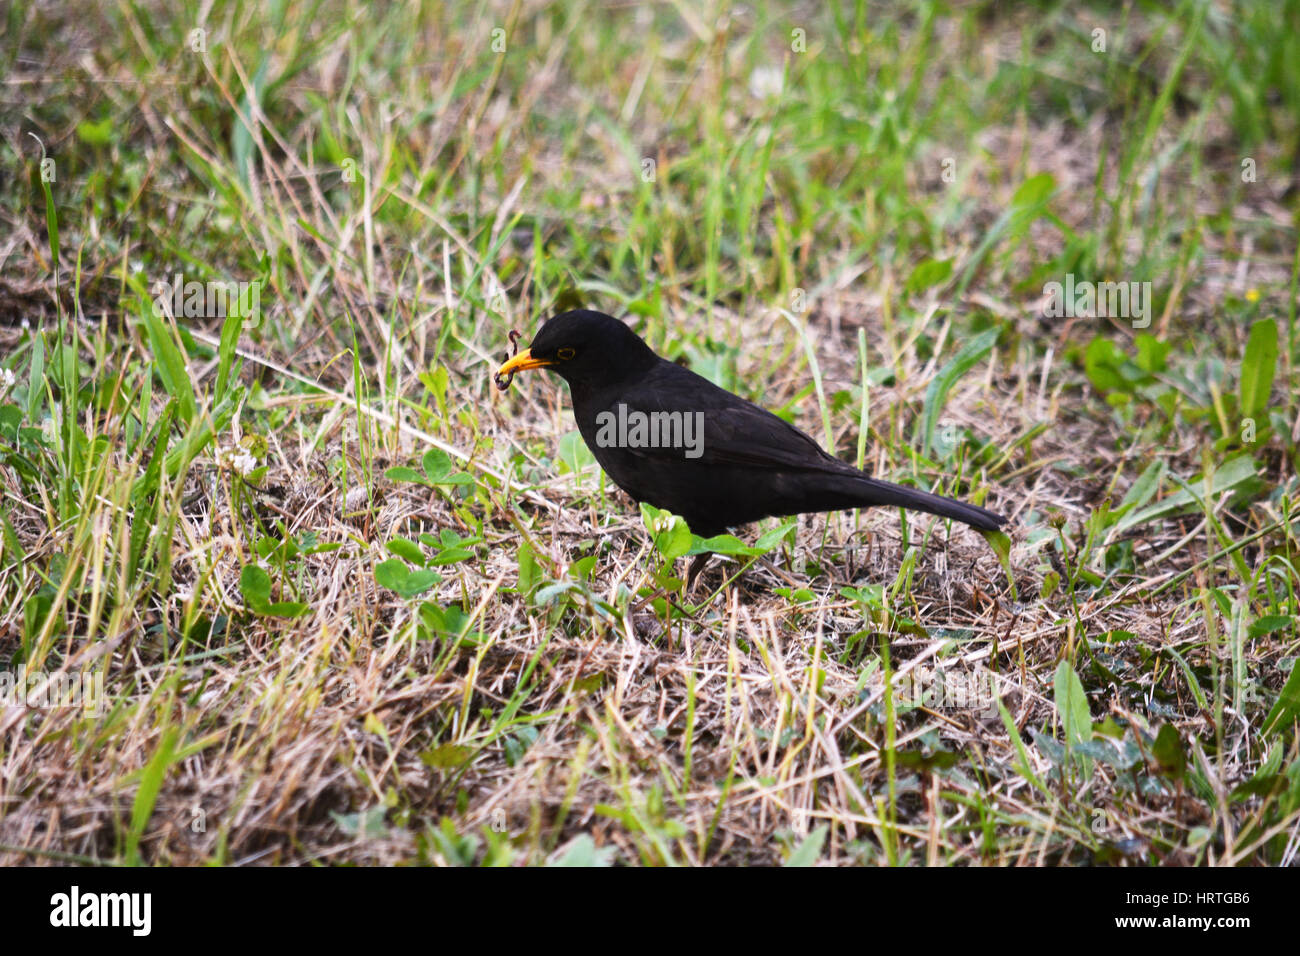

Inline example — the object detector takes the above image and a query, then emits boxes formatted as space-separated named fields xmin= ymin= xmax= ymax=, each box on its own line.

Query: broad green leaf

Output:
xmin=385 ymin=537 xmax=425 ymax=565
xmin=641 ymin=503 xmax=692 ymax=561
xmin=1151 ymin=724 xmax=1186 ymax=778
xmin=239 ymin=564 xmax=272 ymax=606
xmin=422 ymin=449 xmax=452 ymax=480
xmin=919 ymin=328 xmax=998 ymax=457
xmin=1054 ymin=660 xmax=1091 ymax=748
xmin=429 ymin=547 xmax=474 ymax=565
xmin=384 ymin=466 xmax=426 ymax=485
xmin=1084 ymin=337 xmax=1126 ymax=394
xmin=784 ymin=825 xmax=828 ymax=867
xmin=558 ymin=429 xmax=596 ymax=475
xmin=517 ymin=541 xmax=539 ymax=596
xmin=687 ymin=533 xmax=765 ymax=557
xmin=1111 ymin=455 xmax=1257 ymax=535
xmin=1240 ymin=318 xmax=1278 ymax=422
xmin=1263 ymin=661 xmax=1300 ymax=739
xmin=904 ymin=258 xmax=953 ymax=295
xmin=1116 ymin=459 xmax=1166 ymax=515
xmin=263 ymin=601 xmax=310 ymax=618
xmin=418 ymin=448 xmax=473 ymax=487
xmin=754 ymin=519 xmax=798 ymax=552
xmin=549 ymin=834 xmax=616 ymax=867
xmin=983 ymin=529 xmax=1011 ymax=564
xmin=1134 ymin=334 xmax=1170 ymax=374
xmin=894 ymin=749 xmax=961 ymax=773
xmin=27 ymin=333 xmax=44 ymax=424
xmin=1010 ymin=171 xmax=1057 ymax=208
xmin=420 ymin=744 xmax=474 ymax=768
xmin=376 ymin=558 xmax=442 ymax=598
xmin=400 ymin=569 xmax=443 ymax=596
xmin=1249 ymin=615 xmax=1294 ymax=638
xmin=214 ymin=308 xmax=243 ymax=403
xmin=77 ymin=116 xmax=114 ymax=146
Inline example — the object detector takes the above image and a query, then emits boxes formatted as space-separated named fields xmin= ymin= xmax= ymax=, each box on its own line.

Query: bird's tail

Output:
xmin=805 ymin=472 xmax=1006 ymax=531
xmin=855 ymin=476 xmax=1006 ymax=531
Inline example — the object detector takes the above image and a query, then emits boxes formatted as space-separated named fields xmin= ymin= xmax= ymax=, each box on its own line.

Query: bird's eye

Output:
xmin=557 ymin=347 xmax=576 ymax=360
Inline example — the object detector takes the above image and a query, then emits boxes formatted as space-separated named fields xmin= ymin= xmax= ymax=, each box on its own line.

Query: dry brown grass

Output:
xmin=2 ymin=0 xmax=1298 ymax=866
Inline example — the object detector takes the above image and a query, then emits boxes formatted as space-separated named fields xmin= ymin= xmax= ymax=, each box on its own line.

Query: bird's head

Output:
xmin=495 ymin=309 xmax=657 ymax=390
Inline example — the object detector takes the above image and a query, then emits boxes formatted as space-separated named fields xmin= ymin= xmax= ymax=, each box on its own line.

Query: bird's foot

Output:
xmin=684 ymin=553 xmax=712 ymax=593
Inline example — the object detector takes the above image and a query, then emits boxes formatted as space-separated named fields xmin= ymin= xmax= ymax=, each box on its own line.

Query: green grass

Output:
xmin=1 ymin=0 xmax=1299 ymax=865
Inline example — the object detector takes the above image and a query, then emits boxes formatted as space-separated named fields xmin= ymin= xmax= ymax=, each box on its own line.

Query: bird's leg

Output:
xmin=685 ymin=552 xmax=711 ymax=594
xmin=628 ymin=554 xmax=710 ymax=618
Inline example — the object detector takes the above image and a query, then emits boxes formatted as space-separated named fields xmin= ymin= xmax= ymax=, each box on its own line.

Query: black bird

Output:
xmin=496 ymin=310 xmax=1006 ymax=557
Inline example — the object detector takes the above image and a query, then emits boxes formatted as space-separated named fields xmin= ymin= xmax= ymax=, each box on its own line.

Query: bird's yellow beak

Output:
xmin=495 ymin=349 xmax=553 ymax=377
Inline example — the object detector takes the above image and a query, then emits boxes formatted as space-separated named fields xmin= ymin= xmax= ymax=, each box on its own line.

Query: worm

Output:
xmin=493 ymin=329 xmax=523 ymax=391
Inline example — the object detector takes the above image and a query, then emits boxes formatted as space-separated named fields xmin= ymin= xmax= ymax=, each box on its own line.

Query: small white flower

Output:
xmin=231 ymin=451 xmax=258 ymax=475
xmin=748 ymin=66 xmax=784 ymax=100
xmin=0 ymin=368 xmax=14 ymax=390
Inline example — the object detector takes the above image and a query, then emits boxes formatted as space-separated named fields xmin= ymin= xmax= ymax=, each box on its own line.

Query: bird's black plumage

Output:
xmin=496 ymin=310 xmax=1007 ymax=539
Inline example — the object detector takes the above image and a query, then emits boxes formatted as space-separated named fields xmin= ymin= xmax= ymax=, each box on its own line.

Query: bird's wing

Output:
xmin=602 ymin=361 xmax=851 ymax=474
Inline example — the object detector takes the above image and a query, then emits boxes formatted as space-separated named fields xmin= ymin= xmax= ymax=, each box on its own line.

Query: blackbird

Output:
xmin=496 ymin=309 xmax=1006 ymax=550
